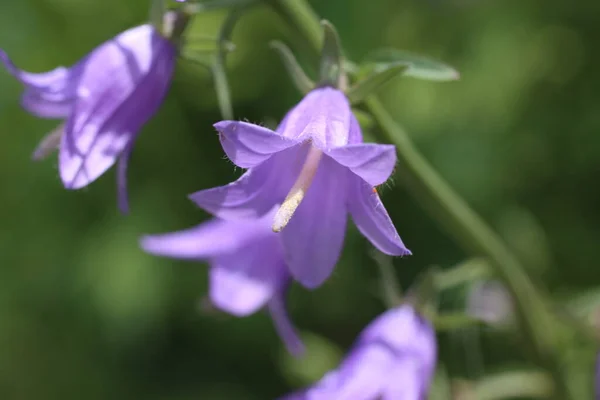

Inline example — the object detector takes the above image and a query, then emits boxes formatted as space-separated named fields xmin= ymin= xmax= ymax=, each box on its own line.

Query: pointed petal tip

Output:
xmin=213 ymin=120 xmax=235 ymax=131
xmin=292 ymin=274 xmax=327 ymax=290
xmin=118 ymin=200 xmax=130 ymax=215
xmin=60 ymin=176 xmax=87 ymax=190
xmin=139 ymin=233 xmax=194 ymax=258
xmin=139 ymin=235 xmax=161 ymax=255
xmin=380 ymin=243 xmax=412 ymax=257
xmin=0 ymin=48 xmax=14 ymax=72
xmin=31 ymin=148 xmax=49 ymax=161
xmin=212 ymin=299 xmax=255 ymax=317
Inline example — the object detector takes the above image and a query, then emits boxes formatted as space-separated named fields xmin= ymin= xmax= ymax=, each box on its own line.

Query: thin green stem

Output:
xmin=266 ymin=0 xmax=573 ymax=398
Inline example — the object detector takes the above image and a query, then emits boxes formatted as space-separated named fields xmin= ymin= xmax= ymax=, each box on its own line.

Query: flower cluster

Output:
xmin=1 ymin=4 xmax=437 ymax=399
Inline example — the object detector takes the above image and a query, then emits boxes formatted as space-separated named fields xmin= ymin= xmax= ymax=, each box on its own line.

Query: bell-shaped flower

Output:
xmin=140 ymin=207 xmax=304 ymax=356
xmin=596 ymin=352 xmax=600 ymax=398
xmin=0 ymin=23 xmax=176 ymax=212
xmin=191 ymin=87 xmax=410 ymax=288
xmin=281 ymin=305 xmax=436 ymax=400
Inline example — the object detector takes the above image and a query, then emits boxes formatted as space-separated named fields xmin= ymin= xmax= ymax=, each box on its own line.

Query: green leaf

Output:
xmin=319 ymin=20 xmax=344 ymax=87
xmin=211 ymin=7 xmax=249 ymax=120
xmin=362 ymin=48 xmax=460 ymax=82
xmin=433 ymin=313 xmax=482 ymax=331
xmin=182 ymin=0 xmax=257 ymax=13
xmin=475 ymin=370 xmax=553 ymax=400
xmin=346 ymin=64 xmax=407 ymax=104
xmin=405 ymin=267 xmax=439 ymax=319
xmin=270 ymin=41 xmax=314 ymax=94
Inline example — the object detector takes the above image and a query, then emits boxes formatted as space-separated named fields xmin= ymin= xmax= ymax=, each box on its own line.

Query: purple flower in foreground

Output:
xmin=596 ymin=352 xmax=600 ymax=400
xmin=140 ymin=208 xmax=304 ymax=356
xmin=191 ymin=87 xmax=411 ymax=288
xmin=282 ymin=305 xmax=436 ymax=400
xmin=0 ymin=24 xmax=176 ymax=212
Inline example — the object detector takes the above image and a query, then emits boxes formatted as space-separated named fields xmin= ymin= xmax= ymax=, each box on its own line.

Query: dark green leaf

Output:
xmin=319 ymin=20 xmax=344 ymax=87
xmin=346 ymin=64 xmax=407 ymax=104
xmin=149 ymin=0 xmax=166 ymax=33
xmin=270 ymin=41 xmax=314 ymax=94
xmin=362 ymin=48 xmax=459 ymax=82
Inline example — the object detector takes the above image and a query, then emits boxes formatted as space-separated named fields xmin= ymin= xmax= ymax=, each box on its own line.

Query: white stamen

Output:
xmin=272 ymin=146 xmax=323 ymax=232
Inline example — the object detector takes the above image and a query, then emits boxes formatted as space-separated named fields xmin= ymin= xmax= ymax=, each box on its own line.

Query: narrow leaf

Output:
xmin=475 ymin=370 xmax=554 ymax=400
xmin=180 ymin=49 xmax=212 ymax=71
xmin=270 ymin=41 xmax=314 ymax=94
xmin=319 ymin=20 xmax=343 ymax=87
xmin=433 ymin=313 xmax=482 ymax=331
xmin=406 ymin=267 xmax=439 ymax=318
xmin=211 ymin=62 xmax=233 ymax=120
xmin=363 ymin=48 xmax=460 ymax=82
xmin=212 ymin=7 xmax=246 ymax=120
xmin=346 ymin=64 xmax=407 ymax=104
xmin=183 ymin=0 xmax=255 ymax=13
xmin=149 ymin=0 xmax=166 ymax=33
xmin=369 ymin=249 xmax=402 ymax=308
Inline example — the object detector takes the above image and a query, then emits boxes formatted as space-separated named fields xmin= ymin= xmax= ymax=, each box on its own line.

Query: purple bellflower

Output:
xmin=0 ymin=23 xmax=176 ymax=212
xmin=281 ymin=305 xmax=436 ymax=400
xmin=191 ymin=87 xmax=411 ymax=288
xmin=596 ymin=352 xmax=600 ymax=400
xmin=140 ymin=207 xmax=304 ymax=356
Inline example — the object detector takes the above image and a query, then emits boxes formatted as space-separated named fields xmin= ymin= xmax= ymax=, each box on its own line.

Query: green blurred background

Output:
xmin=0 ymin=0 xmax=598 ymax=398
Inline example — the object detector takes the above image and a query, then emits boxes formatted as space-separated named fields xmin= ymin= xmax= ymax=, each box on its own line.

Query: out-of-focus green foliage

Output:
xmin=0 ymin=0 xmax=598 ymax=398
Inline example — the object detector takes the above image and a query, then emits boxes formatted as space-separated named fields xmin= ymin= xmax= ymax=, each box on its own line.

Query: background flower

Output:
xmin=0 ymin=23 xmax=176 ymax=212
xmin=281 ymin=305 xmax=436 ymax=400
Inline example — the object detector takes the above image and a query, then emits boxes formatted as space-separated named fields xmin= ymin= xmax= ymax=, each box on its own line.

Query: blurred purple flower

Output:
xmin=596 ymin=352 xmax=600 ymax=400
xmin=0 ymin=24 xmax=176 ymax=212
xmin=140 ymin=207 xmax=304 ymax=356
xmin=281 ymin=305 xmax=436 ymax=400
xmin=191 ymin=87 xmax=411 ymax=288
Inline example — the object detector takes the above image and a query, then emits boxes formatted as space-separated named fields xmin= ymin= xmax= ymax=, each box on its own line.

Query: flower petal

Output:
xmin=358 ymin=306 xmax=436 ymax=370
xmin=382 ymin=360 xmax=428 ymax=400
xmin=190 ymin=146 xmax=305 ymax=220
xmin=327 ymin=143 xmax=396 ymax=186
xmin=0 ymin=49 xmax=78 ymax=118
xmin=348 ymin=178 xmax=410 ymax=256
xmin=215 ymin=120 xmax=299 ymax=168
xmin=140 ymin=218 xmax=272 ymax=260
xmin=280 ymin=87 xmax=353 ymax=149
xmin=297 ymin=344 xmax=394 ymax=400
xmin=280 ymin=156 xmax=348 ymax=288
xmin=209 ymin=236 xmax=287 ymax=316
xmin=268 ymin=289 xmax=305 ymax=356
xmin=59 ymin=24 xmax=175 ymax=189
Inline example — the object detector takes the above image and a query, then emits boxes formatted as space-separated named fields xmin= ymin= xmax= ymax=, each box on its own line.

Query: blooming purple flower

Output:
xmin=191 ymin=87 xmax=410 ymax=288
xmin=0 ymin=24 xmax=176 ymax=212
xmin=596 ymin=352 xmax=600 ymax=400
xmin=281 ymin=305 xmax=436 ymax=400
xmin=140 ymin=207 xmax=304 ymax=356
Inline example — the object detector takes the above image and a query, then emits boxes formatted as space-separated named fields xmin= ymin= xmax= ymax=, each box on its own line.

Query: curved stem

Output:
xmin=266 ymin=0 xmax=573 ymax=398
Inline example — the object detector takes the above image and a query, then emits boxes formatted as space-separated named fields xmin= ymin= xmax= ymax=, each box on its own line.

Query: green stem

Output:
xmin=267 ymin=0 xmax=572 ymax=398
